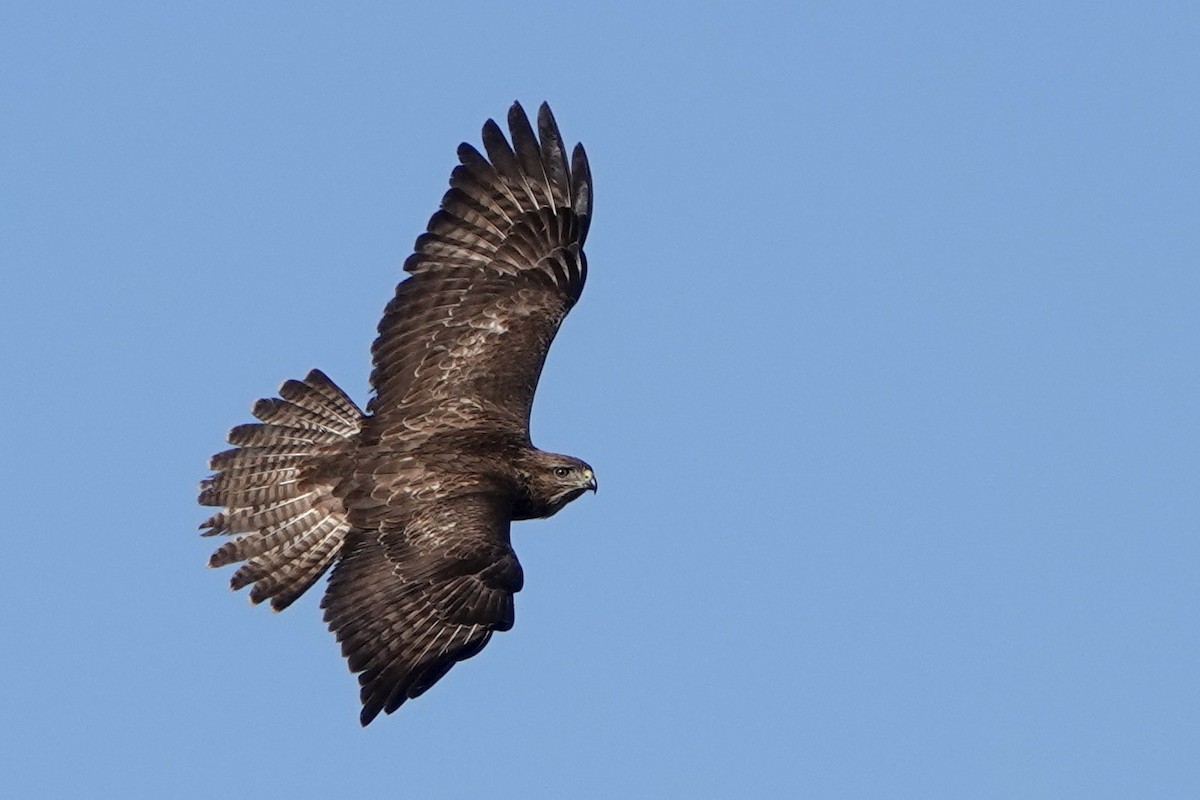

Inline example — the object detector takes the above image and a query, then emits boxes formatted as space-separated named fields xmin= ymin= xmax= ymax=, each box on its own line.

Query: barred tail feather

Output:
xmin=200 ymin=369 xmax=364 ymax=611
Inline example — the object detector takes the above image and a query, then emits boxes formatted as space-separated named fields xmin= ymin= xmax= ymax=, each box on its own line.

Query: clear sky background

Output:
xmin=2 ymin=2 xmax=1197 ymax=797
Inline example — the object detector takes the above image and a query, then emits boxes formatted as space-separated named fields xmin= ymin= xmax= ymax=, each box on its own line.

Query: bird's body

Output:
xmin=199 ymin=102 xmax=595 ymax=725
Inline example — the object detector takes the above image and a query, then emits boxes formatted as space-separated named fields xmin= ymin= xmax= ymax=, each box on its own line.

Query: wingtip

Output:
xmin=359 ymin=703 xmax=383 ymax=727
xmin=571 ymin=142 xmax=593 ymax=224
xmin=480 ymin=116 xmax=506 ymax=146
xmin=506 ymin=102 xmax=533 ymax=141
xmin=572 ymin=141 xmax=590 ymax=174
xmin=536 ymin=102 xmax=559 ymax=137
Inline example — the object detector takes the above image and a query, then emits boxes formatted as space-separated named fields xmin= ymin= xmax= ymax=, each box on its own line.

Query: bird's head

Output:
xmin=519 ymin=452 xmax=596 ymax=519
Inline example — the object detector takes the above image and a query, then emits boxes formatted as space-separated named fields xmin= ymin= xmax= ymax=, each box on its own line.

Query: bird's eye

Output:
xmin=553 ymin=466 xmax=572 ymax=478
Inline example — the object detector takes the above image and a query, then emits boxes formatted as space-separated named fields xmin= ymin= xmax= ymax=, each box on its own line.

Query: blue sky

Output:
xmin=2 ymin=2 xmax=1198 ymax=797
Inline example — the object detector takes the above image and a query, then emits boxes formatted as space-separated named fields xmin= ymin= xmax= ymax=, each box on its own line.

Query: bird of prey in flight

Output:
xmin=199 ymin=102 xmax=596 ymax=725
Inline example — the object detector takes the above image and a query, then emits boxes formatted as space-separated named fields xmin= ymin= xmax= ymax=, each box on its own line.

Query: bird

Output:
xmin=198 ymin=102 xmax=596 ymax=725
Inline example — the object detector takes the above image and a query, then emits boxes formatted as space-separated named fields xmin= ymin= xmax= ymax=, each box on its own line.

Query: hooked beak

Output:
xmin=584 ymin=470 xmax=598 ymax=493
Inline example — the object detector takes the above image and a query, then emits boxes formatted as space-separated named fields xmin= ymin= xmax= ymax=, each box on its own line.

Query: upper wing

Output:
xmin=321 ymin=493 xmax=524 ymax=725
xmin=367 ymin=102 xmax=593 ymax=437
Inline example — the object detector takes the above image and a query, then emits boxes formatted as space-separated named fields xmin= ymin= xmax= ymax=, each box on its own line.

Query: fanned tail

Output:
xmin=200 ymin=369 xmax=364 ymax=611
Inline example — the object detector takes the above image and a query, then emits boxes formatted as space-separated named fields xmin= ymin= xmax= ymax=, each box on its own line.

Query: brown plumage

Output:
xmin=199 ymin=102 xmax=596 ymax=725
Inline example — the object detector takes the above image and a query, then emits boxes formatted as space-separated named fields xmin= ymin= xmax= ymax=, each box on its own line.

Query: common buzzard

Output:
xmin=199 ymin=102 xmax=595 ymax=725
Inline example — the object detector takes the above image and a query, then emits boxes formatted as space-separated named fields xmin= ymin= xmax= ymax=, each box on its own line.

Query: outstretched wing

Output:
xmin=367 ymin=101 xmax=593 ymax=437
xmin=321 ymin=493 xmax=524 ymax=725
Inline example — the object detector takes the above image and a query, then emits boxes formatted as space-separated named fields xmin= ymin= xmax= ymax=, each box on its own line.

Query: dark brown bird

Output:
xmin=199 ymin=102 xmax=596 ymax=725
